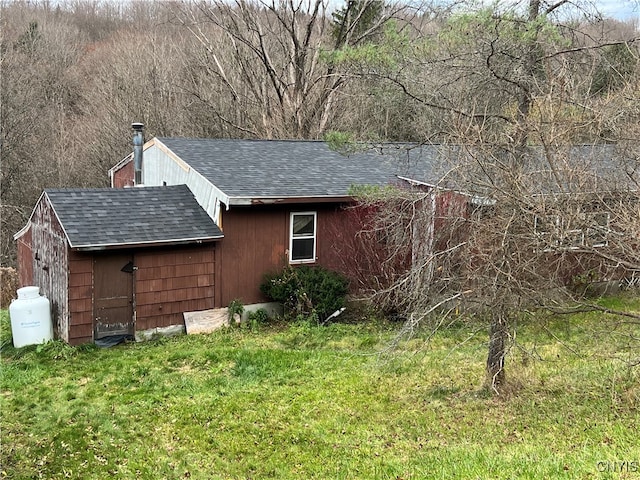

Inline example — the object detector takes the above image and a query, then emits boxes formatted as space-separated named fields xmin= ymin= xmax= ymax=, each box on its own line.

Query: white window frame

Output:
xmin=534 ymin=212 xmax=610 ymax=250
xmin=534 ymin=215 xmax=561 ymax=248
xmin=289 ymin=211 xmax=317 ymax=264
xmin=586 ymin=212 xmax=610 ymax=247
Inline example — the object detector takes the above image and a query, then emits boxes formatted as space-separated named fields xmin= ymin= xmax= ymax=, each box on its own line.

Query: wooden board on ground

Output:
xmin=183 ymin=308 xmax=229 ymax=334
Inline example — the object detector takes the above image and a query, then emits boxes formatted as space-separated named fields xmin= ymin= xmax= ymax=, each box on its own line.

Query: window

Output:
xmin=534 ymin=214 xmax=559 ymax=247
xmin=534 ymin=212 xmax=610 ymax=250
xmin=586 ymin=212 xmax=610 ymax=247
xmin=290 ymin=212 xmax=316 ymax=263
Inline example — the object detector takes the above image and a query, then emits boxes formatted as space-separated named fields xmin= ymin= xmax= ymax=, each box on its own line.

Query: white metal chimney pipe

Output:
xmin=132 ymin=122 xmax=144 ymax=186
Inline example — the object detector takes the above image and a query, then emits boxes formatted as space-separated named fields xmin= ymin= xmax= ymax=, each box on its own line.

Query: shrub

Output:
xmin=260 ymin=265 xmax=349 ymax=321
xmin=247 ymin=308 xmax=269 ymax=325
xmin=243 ymin=308 xmax=270 ymax=332
xmin=227 ymin=299 xmax=244 ymax=327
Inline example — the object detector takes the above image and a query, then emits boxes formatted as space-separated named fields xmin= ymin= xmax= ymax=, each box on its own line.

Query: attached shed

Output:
xmin=14 ymin=185 xmax=223 ymax=345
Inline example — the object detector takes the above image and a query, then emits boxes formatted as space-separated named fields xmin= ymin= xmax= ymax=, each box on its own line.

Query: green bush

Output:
xmin=242 ymin=308 xmax=270 ymax=332
xmin=260 ymin=265 xmax=349 ymax=321
xmin=227 ymin=299 xmax=244 ymax=327
xmin=247 ymin=308 xmax=269 ymax=324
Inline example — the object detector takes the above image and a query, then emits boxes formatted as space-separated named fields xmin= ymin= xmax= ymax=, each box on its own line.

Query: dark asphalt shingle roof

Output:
xmin=450 ymin=144 xmax=633 ymax=197
xmin=45 ymin=185 xmax=223 ymax=249
xmin=143 ymin=139 xmax=627 ymax=202
xmin=156 ymin=138 xmax=447 ymax=199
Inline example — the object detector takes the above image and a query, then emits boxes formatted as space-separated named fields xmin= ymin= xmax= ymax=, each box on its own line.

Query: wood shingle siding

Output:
xmin=26 ymin=194 xmax=70 ymax=342
xmin=67 ymin=252 xmax=94 ymax=344
xmin=134 ymin=246 xmax=215 ymax=331
xmin=15 ymin=186 xmax=222 ymax=345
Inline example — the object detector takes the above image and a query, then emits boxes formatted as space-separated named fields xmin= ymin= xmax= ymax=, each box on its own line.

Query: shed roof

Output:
xmin=154 ymin=138 xmax=447 ymax=202
xmin=43 ymin=185 xmax=223 ymax=250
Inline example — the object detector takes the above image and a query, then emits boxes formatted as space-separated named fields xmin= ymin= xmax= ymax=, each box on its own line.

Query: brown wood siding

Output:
xmin=434 ymin=190 xmax=470 ymax=251
xmin=216 ymin=206 xmax=288 ymax=306
xmin=216 ymin=204 xmax=354 ymax=306
xmin=134 ymin=245 xmax=215 ymax=331
xmin=112 ymin=160 xmax=134 ymax=188
xmin=315 ymin=205 xmax=355 ymax=274
xmin=30 ymin=196 xmax=70 ymax=342
xmin=16 ymin=226 xmax=34 ymax=287
xmin=68 ymin=251 xmax=94 ymax=344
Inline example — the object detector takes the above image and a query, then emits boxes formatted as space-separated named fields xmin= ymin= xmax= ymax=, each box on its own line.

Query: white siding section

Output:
xmin=142 ymin=143 xmax=228 ymax=224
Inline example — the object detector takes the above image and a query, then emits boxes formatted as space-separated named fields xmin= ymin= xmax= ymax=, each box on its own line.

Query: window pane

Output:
xmin=593 ymin=213 xmax=609 ymax=228
xmin=293 ymin=214 xmax=315 ymax=236
xmin=534 ymin=215 xmax=558 ymax=234
xmin=292 ymin=238 xmax=314 ymax=261
xmin=587 ymin=227 xmax=607 ymax=246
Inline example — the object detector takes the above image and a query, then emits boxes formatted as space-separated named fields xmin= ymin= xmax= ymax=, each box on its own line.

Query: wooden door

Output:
xmin=94 ymin=253 xmax=134 ymax=339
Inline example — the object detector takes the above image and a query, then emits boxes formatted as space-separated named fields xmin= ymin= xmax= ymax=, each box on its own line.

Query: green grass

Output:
xmin=1 ymin=307 xmax=639 ymax=479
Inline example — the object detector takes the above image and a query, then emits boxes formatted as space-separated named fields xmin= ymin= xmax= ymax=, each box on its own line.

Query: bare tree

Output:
xmin=341 ymin=0 xmax=640 ymax=391
xmin=172 ymin=0 xmax=408 ymax=139
xmin=1 ymin=3 xmax=87 ymax=264
xmin=0 ymin=1 xmax=189 ymax=264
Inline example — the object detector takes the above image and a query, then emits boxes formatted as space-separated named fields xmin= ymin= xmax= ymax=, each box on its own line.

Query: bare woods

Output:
xmin=0 ymin=0 xmax=401 ymax=265
xmin=1 ymin=0 xmax=639 ymax=278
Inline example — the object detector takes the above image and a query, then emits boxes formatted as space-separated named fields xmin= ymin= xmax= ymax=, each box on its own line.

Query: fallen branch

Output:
xmin=543 ymin=303 xmax=640 ymax=323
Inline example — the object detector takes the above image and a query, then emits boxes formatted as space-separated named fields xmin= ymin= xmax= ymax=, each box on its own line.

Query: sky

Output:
xmin=597 ymin=0 xmax=638 ymax=20
xmin=465 ymin=0 xmax=638 ymax=21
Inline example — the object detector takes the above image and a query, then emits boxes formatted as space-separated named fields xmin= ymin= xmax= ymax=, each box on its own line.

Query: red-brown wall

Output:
xmin=112 ymin=159 xmax=134 ymax=188
xmin=215 ymin=206 xmax=287 ymax=306
xmin=24 ymin=195 xmax=71 ymax=342
xmin=216 ymin=203 xmax=357 ymax=306
xmin=66 ymin=245 xmax=216 ymax=344
xmin=17 ymin=200 xmax=94 ymax=344
xmin=68 ymin=252 xmax=94 ymax=345
xmin=16 ymin=227 xmax=33 ymax=287
xmin=135 ymin=245 xmax=215 ymax=331
xmin=315 ymin=205 xmax=358 ymax=274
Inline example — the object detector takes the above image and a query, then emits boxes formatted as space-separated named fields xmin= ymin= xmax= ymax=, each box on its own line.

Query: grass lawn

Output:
xmin=1 ymin=303 xmax=639 ymax=479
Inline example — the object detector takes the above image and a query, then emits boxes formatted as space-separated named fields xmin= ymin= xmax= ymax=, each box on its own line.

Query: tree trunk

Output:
xmin=486 ymin=309 xmax=508 ymax=391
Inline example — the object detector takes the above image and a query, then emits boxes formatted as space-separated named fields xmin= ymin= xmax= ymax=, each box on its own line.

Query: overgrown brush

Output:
xmin=260 ymin=265 xmax=349 ymax=322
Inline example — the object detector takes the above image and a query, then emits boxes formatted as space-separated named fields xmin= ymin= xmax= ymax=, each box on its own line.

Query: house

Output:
xmin=107 ymin=133 xmax=450 ymax=307
xmin=15 ymin=125 xmax=460 ymax=344
xmin=16 ymin=123 xmax=630 ymax=344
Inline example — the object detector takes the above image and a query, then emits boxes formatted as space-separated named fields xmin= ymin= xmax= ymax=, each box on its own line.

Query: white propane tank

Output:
xmin=9 ymin=286 xmax=53 ymax=348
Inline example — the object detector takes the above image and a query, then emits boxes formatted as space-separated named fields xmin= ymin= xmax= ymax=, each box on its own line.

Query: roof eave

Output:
xmin=396 ymin=175 xmax=435 ymax=188
xmin=13 ymin=191 xmax=48 ymax=241
xmin=70 ymin=235 xmax=224 ymax=251
xmin=227 ymin=195 xmax=355 ymax=206
xmin=13 ymin=222 xmax=31 ymax=241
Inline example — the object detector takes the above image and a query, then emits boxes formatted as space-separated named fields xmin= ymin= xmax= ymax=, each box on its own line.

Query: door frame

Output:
xmin=93 ymin=252 xmax=135 ymax=339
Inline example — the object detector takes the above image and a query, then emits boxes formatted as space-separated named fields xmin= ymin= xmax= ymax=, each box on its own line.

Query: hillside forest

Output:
xmin=1 ymin=0 xmax=639 ymax=269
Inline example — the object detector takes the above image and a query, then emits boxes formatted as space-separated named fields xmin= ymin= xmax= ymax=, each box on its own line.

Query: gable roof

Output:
xmin=443 ymin=144 xmax=634 ymax=198
xmin=42 ymin=185 xmax=223 ymax=250
xmin=153 ymin=138 xmax=444 ymax=202
xmin=110 ymin=137 xmax=630 ymax=208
